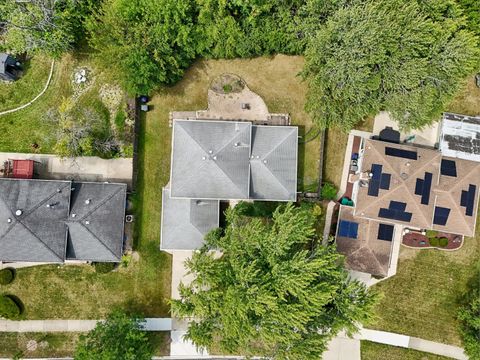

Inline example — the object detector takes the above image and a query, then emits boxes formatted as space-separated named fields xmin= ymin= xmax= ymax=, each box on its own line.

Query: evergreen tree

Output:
xmin=172 ymin=203 xmax=378 ymax=359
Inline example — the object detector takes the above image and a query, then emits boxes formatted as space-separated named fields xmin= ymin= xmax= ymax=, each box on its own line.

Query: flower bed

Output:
xmin=402 ymin=231 xmax=463 ymax=250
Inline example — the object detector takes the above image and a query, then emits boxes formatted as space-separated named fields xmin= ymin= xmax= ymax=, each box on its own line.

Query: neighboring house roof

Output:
xmin=67 ymin=182 xmax=127 ymax=262
xmin=161 ymin=187 xmax=219 ymax=251
xmin=170 ymin=120 xmax=298 ymax=201
xmin=0 ymin=53 xmax=9 ymax=74
xmin=354 ymin=139 xmax=480 ymax=237
xmin=440 ymin=112 xmax=480 ymax=162
xmin=0 ymin=178 xmax=126 ymax=263
xmin=336 ymin=206 xmax=394 ymax=277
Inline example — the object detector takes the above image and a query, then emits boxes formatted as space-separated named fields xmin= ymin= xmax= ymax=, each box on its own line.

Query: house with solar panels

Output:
xmin=160 ymin=119 xmax=298 ymax=252
xmin=336 ymin=134 xmax=480 ymax=278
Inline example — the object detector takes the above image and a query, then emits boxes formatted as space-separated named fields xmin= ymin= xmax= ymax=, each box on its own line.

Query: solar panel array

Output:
xmin=368 ymin=164 xmax=391 ymax=197
xmin=414 ymin=172 xmax=433 ymax=205
xmin=385 ymin=147 xmax=418 ymax=160
xmin=377 ymin=224 xmax=394 ymax=241
xmin=460 ymin=184 xmax=477 ymax=216
xmin=378 ymin=201 xmax=413 ymax=222
xmin=440 ymin=159 xmax=457 ymax=177
xmin=433 ymin=206 xmax=450 ymax=226
xmin=338 ymin=220 xmax=359 ymax=239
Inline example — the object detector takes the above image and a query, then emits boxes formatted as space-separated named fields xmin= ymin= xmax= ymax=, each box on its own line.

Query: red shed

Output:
xmin=12 ymin=160 xmax=34 ymax=179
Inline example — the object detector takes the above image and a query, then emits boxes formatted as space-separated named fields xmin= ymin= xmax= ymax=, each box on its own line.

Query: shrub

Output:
xmin=0 ymin=295 xmax=21 ymax=319
xmin=235 ymin=201 xmax=279 ymax=218
xmin=222 ymin=84 xmax=233 ymax=93
xmin=438 ymin=237 xmax=449 ymax=248
xmin=426 ymin=229 xmax=438 ymax=239
xmin=429 ymin=237 xmax=439 ymax=247
xmin=93 ymin=262 xmax=116 ymax=274
xmin=321 ymin=183 xmax=337 ymax=200
xmin=0 ymin=268 xmax=14 ymax=285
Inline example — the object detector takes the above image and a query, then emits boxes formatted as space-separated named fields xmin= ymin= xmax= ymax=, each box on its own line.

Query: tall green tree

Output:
xmin=86 ymin=0 xmax=200 ymax=95
xmin=303 ymin=0 xmax=479 ymax=130
xmin=0 ymin=0 xmax=93 ymax=56
xmin=458 ymin=265 xmax=480 ymax=360
xmin=172 ymin=203 xmax=378 ymax=359
xmin=74 ymin=310 xmax=153 ymax=360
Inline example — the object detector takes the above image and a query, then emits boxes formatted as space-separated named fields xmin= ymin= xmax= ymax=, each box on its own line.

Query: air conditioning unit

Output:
xmin=125 ymin=215 xmax=134 ymax=223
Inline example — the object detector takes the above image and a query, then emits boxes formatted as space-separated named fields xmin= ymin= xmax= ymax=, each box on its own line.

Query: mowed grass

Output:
xmin=0 ymin=54 xmax=73 ymax=153
xmin=0 ymin=55 xmax=52 ymax=113
xmin=323 ymin=117 xmax=374 ymax=188
xmin=447 ymin=75 xmax=480 ymax=116
xmin=361 ymin=341 xmax=451 ymax=360
xmin=370 ymin=222 xmax=480 ymax=346
xmin=0 ymin=331 xmax=170 ymax=358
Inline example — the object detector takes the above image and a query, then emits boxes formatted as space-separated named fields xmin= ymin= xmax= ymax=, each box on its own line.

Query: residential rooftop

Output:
xmin=354 ymin=139 xmax=480 ymax=237
xmin=0 ymin=179 xmax=127 ymax=263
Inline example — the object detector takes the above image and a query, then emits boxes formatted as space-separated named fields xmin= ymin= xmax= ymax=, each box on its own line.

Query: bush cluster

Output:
xmin=93 ymin=262 xmax=116 ymax=274
xmin=0 ymin=268 xmax=14 ymax=285
xmin=0 ymin=295 xmax=21 ymax=319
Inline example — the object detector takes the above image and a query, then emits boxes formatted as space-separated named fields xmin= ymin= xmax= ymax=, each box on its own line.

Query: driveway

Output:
xmin=0 ymin=152 xmax=133 ymax=189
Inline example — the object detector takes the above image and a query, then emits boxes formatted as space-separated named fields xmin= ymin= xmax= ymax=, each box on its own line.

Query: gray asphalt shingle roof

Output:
xmin=170 ymin=120 xmax=298 ymax=201
xmin=0 ymin=179 xmax=126 ymax=263
xmin=161 ymin=188 xmax=219 ymax=250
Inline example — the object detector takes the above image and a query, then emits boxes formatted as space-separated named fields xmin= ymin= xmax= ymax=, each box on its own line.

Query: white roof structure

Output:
xmin=440 ymin=112 xmax=480 ymax=162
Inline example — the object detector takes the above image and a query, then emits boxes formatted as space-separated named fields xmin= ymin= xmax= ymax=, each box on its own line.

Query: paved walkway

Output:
xmin=0 ymin=318 xmax=171 ymax=332
xmin=358 ymin=328 xmax=468 ymax=360
xmin=0 ymin=60 xmax=55 ymax=116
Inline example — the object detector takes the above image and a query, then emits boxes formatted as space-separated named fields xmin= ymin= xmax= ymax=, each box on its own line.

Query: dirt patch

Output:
xmin=210 ymin=73 xmax=245 ymax=94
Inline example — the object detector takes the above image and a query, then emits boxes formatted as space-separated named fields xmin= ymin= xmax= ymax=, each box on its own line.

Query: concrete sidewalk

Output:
xmin=359 ymin=328 xmax=468 ymax=360
xmin=0 ymin=318 xmax=172 ymax=332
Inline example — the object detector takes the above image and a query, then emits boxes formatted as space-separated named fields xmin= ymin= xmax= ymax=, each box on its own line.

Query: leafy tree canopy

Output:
xmin=172 ymin=203 xmax=378 ymax=359
xmin=74 ymin=310 xmax=153 ymax=360
xmin=86 ymin=0 xmax=200 ymax=95
xmin=303 ymin=0 xmax=479 ymax=130
xmin=0 ymin=0 xmax=94 ymax=56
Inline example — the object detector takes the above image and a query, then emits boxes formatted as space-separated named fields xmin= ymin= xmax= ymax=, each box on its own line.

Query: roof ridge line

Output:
xmin=257 ymin=127 xmax=296 ymax=160
xmin=177 ymin=123 xmax=249 ymax=197
xmin=15 ymin=218 xmax=64 ymax=261
xmin=76 ymin=186 xmax=124 ymax=221
xmin=71 ymin=222 xmax=119 ymax=259
xmin=254 ymin=160 xmax=290 ymax=197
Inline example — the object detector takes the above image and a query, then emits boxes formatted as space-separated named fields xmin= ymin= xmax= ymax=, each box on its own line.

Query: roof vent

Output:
xmin=406 ymin=162 xmax=411 ymax=167
xmin=85 ymin=220 xmax=90 ymax=225
xmin=208 ymin=150 xmax=213 ymax=154
xmin=57 ymin=188 xmax=61 ymax=193
xmin=263 ymin=160 xmax=267 ymax=164
xmin=71 ymin=213 xmax=76 ymax=218
xmin=85 ymin=199 xmax=91 ymax=205
xmin=213 ymin=156 xmax=217 ymax=160
xmin=46 ymin=204 xmax=50 ymax=208
xmin=15 ymin=210 xmax=22 ymax=216
xmin=7 ymin=218 xmax=12 ymax=223
xmin=400 ymin=172 xmax=408 ymax=180
xmin=202 ymin=156 xmax=206 ymax=160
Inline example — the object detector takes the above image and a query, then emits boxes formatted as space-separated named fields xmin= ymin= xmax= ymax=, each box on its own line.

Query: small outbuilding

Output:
xmin=0 ymin=53 xmax=21 ymax=82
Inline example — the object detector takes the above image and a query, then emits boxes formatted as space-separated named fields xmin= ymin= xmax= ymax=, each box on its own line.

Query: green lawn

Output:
xmin=0 ymin=332 xmax=170 ymax=358
xmin=361 ymin=341 xmax=451 ymax=360
xmin=370 ymin=224 xmax=480 ymax=346
xmin=0 ymin=55 xmax=52 ymax=113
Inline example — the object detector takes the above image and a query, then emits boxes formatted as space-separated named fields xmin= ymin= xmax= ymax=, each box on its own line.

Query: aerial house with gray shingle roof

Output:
xmin=0 ymin=178 xmax=127 ymax=263
xmin=161 ymin=119 xmax=298 ymax=252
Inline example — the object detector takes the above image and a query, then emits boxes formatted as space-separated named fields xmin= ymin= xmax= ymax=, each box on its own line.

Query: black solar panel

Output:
xmin=414 ymin=173 xmax=432 ymax=205
xmin=440 ymin=159 xmax=457 ymax=177
xmin=368 ymin=164 xmax=382 ymax=197
xmin=460 ymin=184 xmax=477 ymax=216
xmin=385 ymin=147 xmax=418 ymax=160
xmin=377 ymin=224 xmax=394 ymax=241
xmin=390 ymin=201 xmax=406 ymax=211
xmin=338 ymin=220 xmax=359 ymax=239
xmin=378 ymin=201 xmax=412 ymax=222
xmin=380 ymin=173 xmax=391 ymax=190
xmin=433 ymin=206 xmax=450 ymax=226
